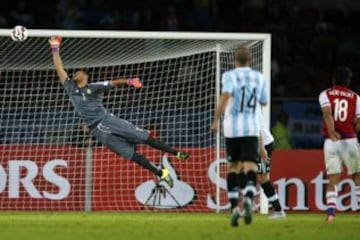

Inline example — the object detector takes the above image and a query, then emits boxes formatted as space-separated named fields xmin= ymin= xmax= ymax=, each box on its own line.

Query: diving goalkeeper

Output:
xmin=49 ymin=36 xmax=189 ymax=187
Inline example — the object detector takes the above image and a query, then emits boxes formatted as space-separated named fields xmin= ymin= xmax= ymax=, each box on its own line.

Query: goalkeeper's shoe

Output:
xmin=243 ymin=197 xmax=253 ymax=225
xmin=176 ymin=151 xmax=190 ymax=160
xmin=230 ymin=207 xmax=241 ymax=227
xmin=160 ymin=168 xmax=174 ymax=188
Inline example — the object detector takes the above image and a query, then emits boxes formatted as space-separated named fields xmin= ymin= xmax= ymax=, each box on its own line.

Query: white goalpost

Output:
xmin=0 ymin=29 xmax=271 ymax=212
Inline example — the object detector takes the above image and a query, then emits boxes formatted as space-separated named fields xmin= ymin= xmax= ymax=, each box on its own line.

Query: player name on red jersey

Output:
xmin=327 ymin=89 xmax=354 ymax=98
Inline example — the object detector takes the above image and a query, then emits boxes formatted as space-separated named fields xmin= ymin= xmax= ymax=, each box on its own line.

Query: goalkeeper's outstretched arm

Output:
xmin=110 ymin=77 xmax=143 ymax=89
xmin=49 ymin=36 xmax=68 ymax=85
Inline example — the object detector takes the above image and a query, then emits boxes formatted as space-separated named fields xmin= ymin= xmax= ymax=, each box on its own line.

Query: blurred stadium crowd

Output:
xmin=2 ymin=0 xmax=360 ymax=98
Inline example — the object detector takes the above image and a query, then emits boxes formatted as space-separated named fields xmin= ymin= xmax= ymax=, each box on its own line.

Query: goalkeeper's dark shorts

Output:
xmin=257 ymin=142 xmax=274 ymax=174
xmin=225 ymin=137 xmax=259 ymax=163
xmin=90 ymin=114 xmax=149 ymax=159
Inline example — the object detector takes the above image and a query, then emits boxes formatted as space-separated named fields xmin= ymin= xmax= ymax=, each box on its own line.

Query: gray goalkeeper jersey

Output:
xmin=63 ymin=77 xmax=113 ymax=127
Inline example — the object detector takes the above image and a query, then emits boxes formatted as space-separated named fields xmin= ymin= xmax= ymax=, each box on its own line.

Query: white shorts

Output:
xmin=324 ymin=138 xmax=360 ymax=175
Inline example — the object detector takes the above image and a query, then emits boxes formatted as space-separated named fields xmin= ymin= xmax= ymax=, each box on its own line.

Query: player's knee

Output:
xmin=243 ymin=161 xmax=258 ymax=172
xmin=257 ymin=173 xmax=268 ymax=184
xmin=228 ymin=162 xmax=240 ymax=173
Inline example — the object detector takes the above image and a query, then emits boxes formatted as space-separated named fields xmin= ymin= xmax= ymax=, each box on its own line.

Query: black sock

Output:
xmin=227 ymin=172 xmax=240 ymax=210
xmin=261 ymin=181 xmax=282 ymax=211
xmin=131 ymin=152 xmax=161 ymax=176
xmin=238 ymin=172 xmax=246 ymax=190
xmin=144 ymin=137 xmax=178 ymax=155
xmin=244 ymin=170 xmax=257 ymax=199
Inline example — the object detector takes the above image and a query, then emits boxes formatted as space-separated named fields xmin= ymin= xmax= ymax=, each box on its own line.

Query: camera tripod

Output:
xmin=144 ymin=156 xmax=181 ymax=208
xmin=144 ymin=180 xmax=181 ymax=208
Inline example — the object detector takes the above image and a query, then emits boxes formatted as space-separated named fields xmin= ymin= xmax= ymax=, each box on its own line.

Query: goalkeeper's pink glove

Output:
xmin=127 ymin=77 xmax=143 ymax=89
xmin=49 ymin=36 xmax=62 ymax=53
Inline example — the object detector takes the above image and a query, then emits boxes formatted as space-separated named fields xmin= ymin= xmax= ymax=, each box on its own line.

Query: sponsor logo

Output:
xmin=0 ymin=160 xmax=70 ymax=200
xmin=135 ymin=154 xmax=195 ymax=208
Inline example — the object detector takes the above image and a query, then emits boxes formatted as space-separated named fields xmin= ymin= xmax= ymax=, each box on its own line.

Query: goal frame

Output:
xmin=0 ymin=30 xmax=271 ymax=129
xmin=0 ymin=29 xmax=271 ymax=213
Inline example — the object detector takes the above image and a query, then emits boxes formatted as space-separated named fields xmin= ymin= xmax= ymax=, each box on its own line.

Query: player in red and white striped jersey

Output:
xmin=318 ymin=66 xmax=360 ymax=221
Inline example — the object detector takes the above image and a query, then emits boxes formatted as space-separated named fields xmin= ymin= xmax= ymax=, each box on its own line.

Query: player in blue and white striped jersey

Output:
xmin=221 ymin=71 xmax=267 ymax=138
xmin=212 ymin=46 xmax=268 ymax=226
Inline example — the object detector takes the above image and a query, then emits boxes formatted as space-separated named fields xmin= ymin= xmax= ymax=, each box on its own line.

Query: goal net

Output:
xmin=0 ymin=30 xmax=271 ymax=212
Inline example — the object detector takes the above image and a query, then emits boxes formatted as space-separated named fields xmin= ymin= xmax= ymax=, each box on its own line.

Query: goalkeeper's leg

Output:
xmin=131 ymin=152 xmax=173 ymax=187
xmin=92 ymin=128 xmax=174 ymax=187
xmin=144 ymin=136 xmax=190 ymax=160
xmin=95 ymin=115 xmax=189 ymax=160
xmin=131 ymin=152 xmax=161 ymax=176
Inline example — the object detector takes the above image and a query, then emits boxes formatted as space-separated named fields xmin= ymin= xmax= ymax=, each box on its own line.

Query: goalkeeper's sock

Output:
xmin=144 ymin=137 xmax=178 ymax=155
xmin=131 ymin=152 xmax=161 ymax=176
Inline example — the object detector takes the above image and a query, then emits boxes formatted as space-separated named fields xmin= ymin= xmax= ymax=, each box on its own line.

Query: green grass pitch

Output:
xmin=0 ymin=212 xmax=359 ymax=240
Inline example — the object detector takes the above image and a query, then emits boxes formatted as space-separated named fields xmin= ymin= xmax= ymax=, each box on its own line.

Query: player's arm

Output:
xmin=211 ymin=72 xmax=233 ymax=132
xmin=49 ymin=36 xmax=68 ymax=85
xmin=211 ymin=93 xmax=231 ymax=132
xmin=258 ymin=108 xmax=269 ymax=163
xmin=355 ymin=118 xmax=360 ymax=132
xmin=319 ymin=91 xmax=340 ymax=141
xmin=259 ymin=75 xmax=268 ymax=106
xmin=110 ymin=77 xmax=143 ymax=88
xmin=321 ymin=106 xmax=340 ymax=141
